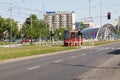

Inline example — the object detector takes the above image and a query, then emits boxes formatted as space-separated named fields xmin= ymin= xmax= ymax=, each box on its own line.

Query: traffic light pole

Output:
xmin=79 ymin=35 xmax=81 ymax=48
xmin=30 ymin=14 xmax=33 ymax=45
xmin=78 ymin=29 xmax=82 ymax=48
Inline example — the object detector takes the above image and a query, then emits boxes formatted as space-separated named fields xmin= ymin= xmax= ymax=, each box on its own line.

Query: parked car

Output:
xmin=22 ymin=39 xmax=31 ymax=42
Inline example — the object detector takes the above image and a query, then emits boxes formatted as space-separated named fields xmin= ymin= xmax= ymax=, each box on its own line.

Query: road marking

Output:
xmin=81 ymin=54 xmax=86 ymax=56
xmin=96 ymin=49 xmax=103 ymax=52
xmin=95 ymin=48 xmax=98 ymax=49
xmin=89 ymin=51 xmax=93 ymax=54
xmin=70 ymin=56 xmax=77 ymax=59
xmin=27 ymin=66 xmax=40 ymax=70
xmin=111 ymin=48 xmax=115 ymax=50
xmin=117 ymin=48 xmax=120 ymax=49
xmin=105 ymin=47 xmax=109 ymax=49
xmin=54 ymin=60 xmax=63 ymax=63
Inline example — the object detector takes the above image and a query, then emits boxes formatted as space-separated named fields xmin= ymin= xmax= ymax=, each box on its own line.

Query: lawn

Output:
xmin=0 ymin=40 xmax=120 ymax=61
xmin=0 ymin=46 xmax=77 ymax=60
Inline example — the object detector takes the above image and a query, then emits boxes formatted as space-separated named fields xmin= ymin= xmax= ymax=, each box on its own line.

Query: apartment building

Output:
xmin=44 ymin=11 xmax=76 ymax=30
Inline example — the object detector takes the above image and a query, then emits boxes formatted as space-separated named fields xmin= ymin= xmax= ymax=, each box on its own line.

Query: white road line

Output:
xmin=105 ymin=47 xmax=109 ymax=49
xmin=54 ymin=60 xmax=63 ymax=63
xmin=96 ymin=49 xmax=103 ymax=52
xmin=95 ymin=48 xmax=98 ymax=49
xmin=111 ymin=48 xmax=115 ymax=50
xmin=70 ymin=56 xmax=77 ymax=59
xmin=89 ymin=51 xmax=93 ymax=54
xmin=27 ymin=66 xmax=40 ymax=70
xmin=81 ymin=54 xmax=86 ymax=56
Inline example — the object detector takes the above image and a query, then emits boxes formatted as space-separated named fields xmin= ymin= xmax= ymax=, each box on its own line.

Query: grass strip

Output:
xmin=0 ymin=40 xmax=119 ymax=61
xmin=0 ymin=46 xmax=77 ymax=61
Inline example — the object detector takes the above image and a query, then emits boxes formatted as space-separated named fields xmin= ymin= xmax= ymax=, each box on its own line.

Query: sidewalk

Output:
xmin=0 ymin=44 xmax=23 ymax=48
xmin=76 ymin=55 xmax=120 ymax=80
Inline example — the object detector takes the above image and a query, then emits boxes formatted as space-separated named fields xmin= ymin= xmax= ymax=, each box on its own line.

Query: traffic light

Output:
xmin=107 ymin=12 xmax=111 ymax=20
xmin=50 ymin=30 xmax=54 ymax=36
xmin=26 ymin=18 xmax=31 ymax=24
xmin=78 ymin=31 xmax=81 ymax=35
xmin=78 ymin=29 xmax=81 ymax=36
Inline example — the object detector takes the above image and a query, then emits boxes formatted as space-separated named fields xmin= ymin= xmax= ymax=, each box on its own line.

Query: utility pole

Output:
xmin=31 ymin=14 xmax=32 ymax=27
xmin=100 ymin=3 xmax=103 ymax=40
xmin=89 ymin=0 xmax=91 ymax=20
xmin=1 ymin=24 xmax=3 ymax=41
xmin=51 ymin=25 xmax=54 ymax=46
xmin=42 ymin=4 xmax=45 ymax=19
xmin=100 ymin=3 xmax=102 ymax=27
xmin=78 ymin=29 xmax=81 ymax=48
xmin=9 ymin=2 xmax=13 ymax=47
xmin=30 ymin=14 xmax=33 ymax=45
xmin=89 ymin=0 xmax=91 ymax=28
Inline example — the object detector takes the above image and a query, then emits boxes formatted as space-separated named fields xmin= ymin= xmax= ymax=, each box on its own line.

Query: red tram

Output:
xmin=64 ymin=30 xmax=83 ymax=46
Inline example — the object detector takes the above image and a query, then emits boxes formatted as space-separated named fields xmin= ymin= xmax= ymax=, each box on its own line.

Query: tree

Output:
xmin=23 ymin=14 xmax=38 ymax=39
xmin=76 ymin=22 xmax=86 ymax=30
xmin=54 ymin=27 xmax=66 ymax=40
xmin=0 ymin=16 xmax=5 ymax=40
xmin=22 ymin=14 xmax=50 ymax=42
xmin=38 ymin=20 xmax=50 ymax=41
xmin=118 ymin=29 xmax=120 ymax=38
xmin=0 ymin=16 xmax=18 ymax=41
xmin=5 ymin=18 xmax=18 ymax=41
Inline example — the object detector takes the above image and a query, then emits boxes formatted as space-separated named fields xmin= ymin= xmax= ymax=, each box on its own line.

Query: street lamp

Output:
xmin=100 ymin=3 xmax=102 ymax=26
xmin=8 ymin=2 xmax=13 ymax=47
xmin=89 ymin=0 xmax=91 ymax=28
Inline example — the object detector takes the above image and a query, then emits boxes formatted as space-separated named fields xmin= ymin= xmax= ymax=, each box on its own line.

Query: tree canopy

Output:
xmin=0 ymin=16 xmax=18 ymax=41
xmin=22 ymin=14 xmax=50 ymax=41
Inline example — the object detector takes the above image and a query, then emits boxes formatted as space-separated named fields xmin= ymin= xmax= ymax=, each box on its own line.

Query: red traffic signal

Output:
xmin=107 ymin=12 xmax=111 ymax=20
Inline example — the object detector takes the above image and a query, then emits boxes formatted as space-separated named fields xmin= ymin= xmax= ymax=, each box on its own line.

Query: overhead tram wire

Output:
xmin=0 ymin=5 xmax=28 ymax=19
xmin=0 ymin=1 xmax=40 ymax=23
xmin=9 ymin=0 xmax=42 ymax=12
xmin=80 ymin=16 xmax=107 ymax=21
xmin=0 ymin=1 xmax=42 ymax=22
xmin=0 ymin=1 xmax=41 ymax=13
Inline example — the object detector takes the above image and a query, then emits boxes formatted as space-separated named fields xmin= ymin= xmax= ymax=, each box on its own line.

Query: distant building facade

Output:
xmin=44 ymin=11 xmax=76 ymax=30
xmin=114 ymin=16 xmax=120 ymax=31
xmin=17 ymin=23 xmax=23 ymax=31
xmin=82 ymin=20 xmax=96 ymax=28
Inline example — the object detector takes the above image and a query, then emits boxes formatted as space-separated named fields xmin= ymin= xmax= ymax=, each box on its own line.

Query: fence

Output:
xmin=35 ymin=41 xmax=64 ymax=46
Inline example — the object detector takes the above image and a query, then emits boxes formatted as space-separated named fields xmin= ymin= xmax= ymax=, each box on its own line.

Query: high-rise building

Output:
xmin=44 ymin=11 xmax=76 ymax=30
xmin=114 ymin=16 xmax=120 ymax=30
xmin=118 ymin=16 xmax=120 ymax=28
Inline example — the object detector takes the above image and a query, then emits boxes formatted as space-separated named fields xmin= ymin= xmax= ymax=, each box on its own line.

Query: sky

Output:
xmin=0 ymin=0 xmax=120 ymax=26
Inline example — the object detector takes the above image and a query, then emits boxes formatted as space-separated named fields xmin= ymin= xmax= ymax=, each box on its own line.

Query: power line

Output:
xmin=0 ymin=1 xmax=43 ymax=23
xmin=0 ymin=1 xmax=42 ymax=12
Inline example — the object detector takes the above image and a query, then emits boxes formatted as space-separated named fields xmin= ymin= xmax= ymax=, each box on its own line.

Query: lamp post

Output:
xmin=100 ymin=3 xmax=103 ymax=41
xmin=8 ymin=2 xmax=13 ymax=47
xmin=89 ymin=0 xmax=91 ymax=28
xmin=1 ymin=24 xmax=4 ymax=41
xmin=78 ymin=29 xmax=81 ymax=47
xmin=30 ymin=14 xmax=33 ymax=45
xmin=100 ymin=3 xmax=102 ymax=26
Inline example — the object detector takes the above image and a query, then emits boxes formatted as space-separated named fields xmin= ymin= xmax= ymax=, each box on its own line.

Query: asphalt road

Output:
xmin=0 ymin=42 xmax=120 ymax=80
